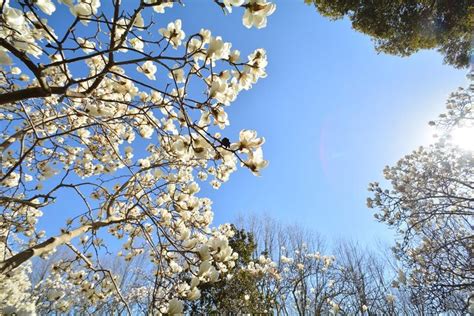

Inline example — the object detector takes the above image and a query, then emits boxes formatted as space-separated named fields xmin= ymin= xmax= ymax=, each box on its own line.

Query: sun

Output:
xmin=450 ymin=126 xmax=474 ymax=152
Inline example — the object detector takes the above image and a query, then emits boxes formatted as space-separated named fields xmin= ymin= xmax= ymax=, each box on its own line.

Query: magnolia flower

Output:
xmin=137 ymin=158 xmax=151 ymax=168
xmin=199 ymin=260 xmax=212 ymax=276
xmin=130 ymin=37 xmax=144 ymax=51
xmin=246 ymin=48 xmax=268 ymax=80
xmin=207 ymin=36 xmax=231 ymax=61
xmin=70 ymin=0 xmax=100 ymax=18
xmin=243 ymin=0 xmax=276 ymax=29
xmin=70 ymin=3 xmax=91 ymax=16
xmin=199 ymin=28 xmax=212 ymax=44
xmin=159 ymin=19 xmax=185 ymax=49
xmin=187 ymin=38 xmax=204 ymax=58
xmin=11 ymin=67 xmax=21 ymax=75
xmin=146 ymin=0 xmax=173 ymax=13
xmin=232 ymin=129 xmax=265 ymax=151
xmin=36 ymin=0 xmax=56 ymax=15
xmin=223 ymin=0 xmax=245 ymax=13
xmin=244 ymin=148 xmax=268 ymax=176
xmin=139 ymin=124 xmax=154 ymax=139
xmin=187 ymin=287 xmax=201 ymax=300
xmin=209 ymin=78 xmax=234 ymax=105
xmin=212 ymin=107 xmax=229 ymax=129
xmin=137 ymin=61 xmax=157 ymax=80
xmin=133 ymin=12 xmax=144 ymax=28
xmin=167 ymin=298 xmax=183 ymax=315
xmin=2 ymin=172 xmax=20 ymax=187
xmin=3 ymin=5 xmax=26 ymax=27
xmin=229 ymin=49 xmax=241 ymax=63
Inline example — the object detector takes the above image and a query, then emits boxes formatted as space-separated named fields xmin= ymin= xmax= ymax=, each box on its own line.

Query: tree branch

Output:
xmin=0 ymin=217 xmax=125 ymax=275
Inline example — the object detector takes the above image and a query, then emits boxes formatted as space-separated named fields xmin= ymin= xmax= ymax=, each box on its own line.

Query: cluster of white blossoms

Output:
xmin=368 ymin=76 xmax=473 ymax=313
xmin=32 ymin=264 xmax=118 ymax=314
xmin=0 ymin=0 xmax=275 ymax=313
xmin=244 ymin=254 xmax=279 ymax=280
xmin=0 ymin=267 xmax=36 ymax=315
xmin=242 ymin=0 xmax=276 ymax=29
xmin=0 ymin=251 xmax=36 ymax=315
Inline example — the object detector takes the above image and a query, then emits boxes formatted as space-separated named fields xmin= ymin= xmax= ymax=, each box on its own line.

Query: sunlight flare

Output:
xmin=450 ymin=126 xmax=474 ymax=152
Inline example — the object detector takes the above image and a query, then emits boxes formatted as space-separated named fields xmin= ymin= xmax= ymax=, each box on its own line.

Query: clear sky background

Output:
xmin=166 ymin=0 xmax=468 ymax=246
xmin=38 ymin=0 xmax=468 ymax=248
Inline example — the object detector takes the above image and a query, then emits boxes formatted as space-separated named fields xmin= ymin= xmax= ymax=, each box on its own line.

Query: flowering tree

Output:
xmin=14 ymin=213 xmax=456 ymax=314
xmin=367 ymin=78 xmax=474 ymax=313
xmin=0 ymin=0 xmax=276 ymax=313
xmin=0 ymin=244 xmax=36 ymax=314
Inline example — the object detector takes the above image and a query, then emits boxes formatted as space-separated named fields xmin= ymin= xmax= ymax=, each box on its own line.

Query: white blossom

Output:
xmin=159 ymin=19 xmax=185 ymax=49
xmin=243 ymin=0 xmax=276 ymax=29
xmin=36 ymin=0 xmax=56 ymax=15
xmin=137 ymin=61 xmax=157 ymax=80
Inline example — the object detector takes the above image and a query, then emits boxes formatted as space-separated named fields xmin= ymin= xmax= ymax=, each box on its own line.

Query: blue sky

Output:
xmin=35 ymin=0 xmax=468 ymax=248
xmin=167 ymin=1 xmax=468 ymax=246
